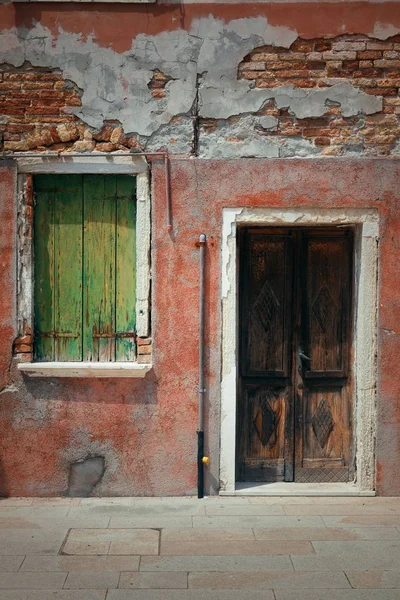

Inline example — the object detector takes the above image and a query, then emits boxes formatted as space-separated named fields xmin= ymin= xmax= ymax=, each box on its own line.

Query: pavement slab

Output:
xmin=0 ymin=593 xmax=106 ymax=600
xmin=109 ymin=517 xmax=193 ymax=529
xmin=161 ymin=528 xmax=255 ymax=542
xmin=346 ymin=570 xmax=400 ymax=588
xmin=107 ymin=591 xmax=275 ymax=599
xmin=159 ymin=539 xmax=314 ymax=555
xmin=63 ymin=571 xmax=120 ymax=589
xmin=0 ymin=529 xmax=68 ymax=555
xmin=0 ymin=496 xmax=399 ymax=599
xmin=20 ymin=555 xmax=140 ymax=572
xmin=188 ymin=570 xmax=351 ymax=589
xmin=274 ymin=591 xmax=400 ymax=599
xmin=139 ymin=555 xmax=294 ymax=572
xmin=192 ymin=515 xmax=326 ymax=528
xmin=0 ymin=572 xmax=67 ymax=589
xmin=119 ymin=572 xmax=188 ymax=589
xmin=62 ymin=529 xmax=159 ymax=556
xmin=0 ymin=557 xmax=25 ymax=572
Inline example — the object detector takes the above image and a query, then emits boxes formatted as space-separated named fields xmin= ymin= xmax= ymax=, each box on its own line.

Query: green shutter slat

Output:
xmin=53 ymin=175 xmax=83 ymax=361
xmin=34 ymin=175 xmax=84 ymax=362
xmin=115 ymin=176 xmax=137 ymax=361
xmin=33 ymin=175 xmax=55 ymax=361
xmin=83 ymin=175 xmax=116 ymax=362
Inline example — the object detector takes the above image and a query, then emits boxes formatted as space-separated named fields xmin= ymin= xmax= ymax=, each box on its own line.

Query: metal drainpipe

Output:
xmin=197 ymin=233 xmax=208 ymax=499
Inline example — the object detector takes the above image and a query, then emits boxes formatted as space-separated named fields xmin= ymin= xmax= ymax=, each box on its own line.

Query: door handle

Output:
xmin=299 ymin=351 xmax=311 ymax=362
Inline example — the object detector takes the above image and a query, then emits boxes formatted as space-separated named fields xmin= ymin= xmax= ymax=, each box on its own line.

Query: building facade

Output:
xmin=0 ymin=0 xmax=399 ymax=496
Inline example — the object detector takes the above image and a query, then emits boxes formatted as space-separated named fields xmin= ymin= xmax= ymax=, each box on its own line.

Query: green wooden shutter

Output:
xmin=34 ymin=174 xmax=83 ymax=361
xmin=34 ymin=174 xmax=136 ymax=362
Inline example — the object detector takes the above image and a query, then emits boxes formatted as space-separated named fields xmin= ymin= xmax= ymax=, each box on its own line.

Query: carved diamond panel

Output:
xmin=312 ymin=285 xmax=336 ymax=332
xmin=252 ymin=281 xmax=279 ymax=333
xmin=312 ymin=398 xmax=334 ymax=448
xmin=254 ymin=399 xmax=277 ymax=446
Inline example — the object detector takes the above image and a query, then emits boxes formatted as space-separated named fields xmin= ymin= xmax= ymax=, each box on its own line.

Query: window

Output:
xmin=33 ymin=174 xmax=137 ymax=362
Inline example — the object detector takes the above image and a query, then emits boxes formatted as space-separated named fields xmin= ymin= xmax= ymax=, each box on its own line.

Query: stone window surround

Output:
xmin=15 ymin=154 xmax=152 ymax=378
xmin=220 ymin=207 xmax=379 ymax=494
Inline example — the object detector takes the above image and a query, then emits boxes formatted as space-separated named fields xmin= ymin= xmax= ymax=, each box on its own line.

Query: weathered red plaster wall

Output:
xmin=1 ymin=158 xmax=399 ymax=496
xmin=2 ymin=3 xmax=400 ymax=52
xmin=0 ymin=164 xmax=16 ymax=392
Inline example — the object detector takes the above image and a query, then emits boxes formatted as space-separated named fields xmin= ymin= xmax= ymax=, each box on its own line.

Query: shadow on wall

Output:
xmin=18 ymin=369 xmax=159 ymax=406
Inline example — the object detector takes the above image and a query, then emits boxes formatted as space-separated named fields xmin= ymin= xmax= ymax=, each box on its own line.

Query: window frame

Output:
xmin=16 ymin=154 xmax=151 ymax=378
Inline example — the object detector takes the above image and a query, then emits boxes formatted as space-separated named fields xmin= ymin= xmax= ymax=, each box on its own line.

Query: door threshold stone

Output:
xmin=221 ymin=482 xmax=376 ymax=497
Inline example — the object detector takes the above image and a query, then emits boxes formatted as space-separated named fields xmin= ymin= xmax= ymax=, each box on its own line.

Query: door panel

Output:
xmin=237 ymin=227 xmax=354 ymax=484
xmin=237 ymin=230 xmax=293 ymax=482
xmin=303 ymin=234 xmax=351 ymax=378
xmin=241 ymin=233 xmax=292 ymax=378
xmin=238 ymin=384 xmax=289 ymax=481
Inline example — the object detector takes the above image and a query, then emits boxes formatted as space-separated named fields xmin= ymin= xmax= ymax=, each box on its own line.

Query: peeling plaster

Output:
xmin=370 ymin=21 xmax=400 ymax=40
xmin=221 ymin=207 xmax=242 ymax=299
xmin=0 ymin=17 xmax=384 ymax=156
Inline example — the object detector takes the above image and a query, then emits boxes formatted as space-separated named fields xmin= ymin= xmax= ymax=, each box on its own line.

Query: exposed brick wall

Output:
xmin=237 ymin=35 xmax=400 ymax=156
xmin=0 ymin=63 xmax=143 ymax=153
xmin=1 ymin=39 xmax=400 ymax=156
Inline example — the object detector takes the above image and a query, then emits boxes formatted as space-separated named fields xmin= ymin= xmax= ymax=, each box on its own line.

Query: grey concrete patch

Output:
xmin=66 ymin=457 xmax=105 ymax=498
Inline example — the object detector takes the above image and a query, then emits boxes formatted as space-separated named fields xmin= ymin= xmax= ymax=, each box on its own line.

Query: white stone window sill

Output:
xmin=18 ymin=362 xmax=152 ymax=378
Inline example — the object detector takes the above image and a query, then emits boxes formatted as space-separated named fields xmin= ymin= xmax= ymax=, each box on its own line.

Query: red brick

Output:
xmin=314 ymin=41 xmax=332 ymax=52
xmin=23 ymin=82 xmax=55 ymax=90
xmin=291 ymin=40 xmax=313 ymax=52
xmin=138 ymin=344 xmax=152 ymax=355
xmin=13 ymin=343 xmax=32 ymax=353
xmin=314 ymin=137 xmax=331 ymax=146
xmin=365 ymin=88 xmax=398 ymax=96
xmin=0 ymin=82 xmax=23 ymax=90
xmin=357 ymin=51 xmax=382 ymax=59
xmin=374 ymin=59 xmax=400 ymax=69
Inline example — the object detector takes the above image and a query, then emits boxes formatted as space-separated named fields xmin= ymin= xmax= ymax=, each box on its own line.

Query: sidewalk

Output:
xmin=0 ymin=495 xmax=400 ymax=599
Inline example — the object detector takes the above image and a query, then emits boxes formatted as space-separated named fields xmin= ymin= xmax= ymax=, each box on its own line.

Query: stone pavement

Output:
xmin=0 ymin=495 xmax=400 ymax=599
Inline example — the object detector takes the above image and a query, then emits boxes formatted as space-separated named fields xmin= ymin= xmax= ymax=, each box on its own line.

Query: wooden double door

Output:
xmin=237 ymin=227 xmax=354 ymax=483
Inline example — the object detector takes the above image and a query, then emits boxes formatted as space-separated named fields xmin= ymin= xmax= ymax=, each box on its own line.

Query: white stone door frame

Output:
xmin=220 ymin=208 xmax=379 ymax=494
